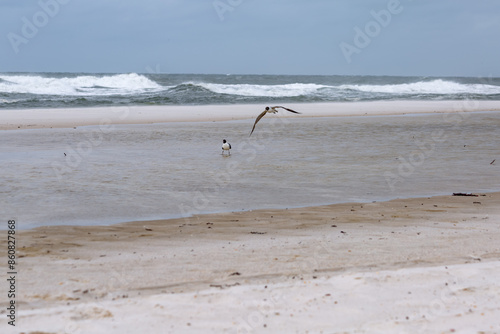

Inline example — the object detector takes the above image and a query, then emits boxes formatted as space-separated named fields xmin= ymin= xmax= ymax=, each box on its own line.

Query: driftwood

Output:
xmin=452 ymin=193 xmax=478 ymax=197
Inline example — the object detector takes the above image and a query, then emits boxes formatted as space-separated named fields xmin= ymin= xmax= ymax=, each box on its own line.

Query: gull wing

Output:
xmin=250 ymin=110 xmax=268 ymax=136
xmin=273 ymin=106 xmax=301 ymax=114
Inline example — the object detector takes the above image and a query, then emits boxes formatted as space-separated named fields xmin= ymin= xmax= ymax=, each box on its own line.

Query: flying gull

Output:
xmin=250 ymin=106 xmax=301 ymax=136
xmin=222 ymin=139 xmax=231 ymax=155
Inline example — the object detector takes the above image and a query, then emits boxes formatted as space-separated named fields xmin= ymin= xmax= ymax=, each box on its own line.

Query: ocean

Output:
xmin=1 ymin=72 xmax=500 ymax=109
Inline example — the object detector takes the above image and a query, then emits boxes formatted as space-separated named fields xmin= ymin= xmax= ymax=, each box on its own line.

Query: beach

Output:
xmin=2 ymin=193 xmax=500 ymax=333
xmin=1 ymin=100 xmax=500 ymax=333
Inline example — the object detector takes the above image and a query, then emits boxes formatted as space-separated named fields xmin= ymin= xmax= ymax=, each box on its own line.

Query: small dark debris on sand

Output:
xmin=210 ymin=283 xmax=241 ymax=289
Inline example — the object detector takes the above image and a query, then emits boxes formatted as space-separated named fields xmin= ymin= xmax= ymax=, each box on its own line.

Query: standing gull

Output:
xmin=250 ymin=106 xmax=301 ymax=136
xmin=222 ymin=139 xmax=231 ymax=155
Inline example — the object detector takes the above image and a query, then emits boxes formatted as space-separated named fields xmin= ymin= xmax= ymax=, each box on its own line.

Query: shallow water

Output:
xmin=1 ymin=111 xmax=499 ymax=229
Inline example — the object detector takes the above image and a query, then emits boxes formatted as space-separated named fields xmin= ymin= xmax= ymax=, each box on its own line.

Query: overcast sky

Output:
xmin=1 ymin=0 xmax=499 ymax=77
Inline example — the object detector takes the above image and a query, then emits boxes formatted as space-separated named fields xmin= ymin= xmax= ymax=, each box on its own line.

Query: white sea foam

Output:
xmin=0 ymin=73 xmax=163 ymax=96
xmin=0 ymin=99 xmax=20 ymax=104
xmin=186 ymin=79 xmax=500 ymax=97
xmin=194 ymin=82 xmax=328 ymax=97
xmin=1 ymin=74 xmax=499 ymax=107
xmin=341 ymin=79 xmax=500 ymax=95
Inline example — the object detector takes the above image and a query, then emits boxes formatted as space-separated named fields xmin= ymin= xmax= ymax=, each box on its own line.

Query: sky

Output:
xmin=1 ymin=0 xmax=499 ymax=77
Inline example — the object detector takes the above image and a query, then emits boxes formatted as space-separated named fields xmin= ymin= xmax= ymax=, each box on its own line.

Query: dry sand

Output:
xmin=2 ymin=192 xmax=500 ymax=333
xmin=2 ymin=100 xmax=500 ymax=130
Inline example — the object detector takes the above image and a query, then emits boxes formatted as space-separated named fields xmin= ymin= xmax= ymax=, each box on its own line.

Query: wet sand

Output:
xmin=2 ymin=192 xmax=500 ymax=333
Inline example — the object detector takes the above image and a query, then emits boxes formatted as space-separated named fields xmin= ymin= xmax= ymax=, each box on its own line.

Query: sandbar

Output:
xmin=2 ymin=100 xmax=500 ymax=130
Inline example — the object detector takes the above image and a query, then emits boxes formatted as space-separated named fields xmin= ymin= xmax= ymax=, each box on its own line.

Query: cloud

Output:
xmin=1 ymin=0 xmax=499 ymax=76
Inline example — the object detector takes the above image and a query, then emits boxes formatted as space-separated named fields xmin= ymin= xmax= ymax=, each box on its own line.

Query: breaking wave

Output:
xmin=339 ymin=79 xmax=500 ymax=96
xmin=0 ymin=73 xmax=163 ymax=96
xmin=1 ymin=73 xmax=499 ymax=108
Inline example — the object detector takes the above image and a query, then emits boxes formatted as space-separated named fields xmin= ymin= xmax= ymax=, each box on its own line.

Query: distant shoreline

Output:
xmin=2 ymin=100 xmax=500 ymax=130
